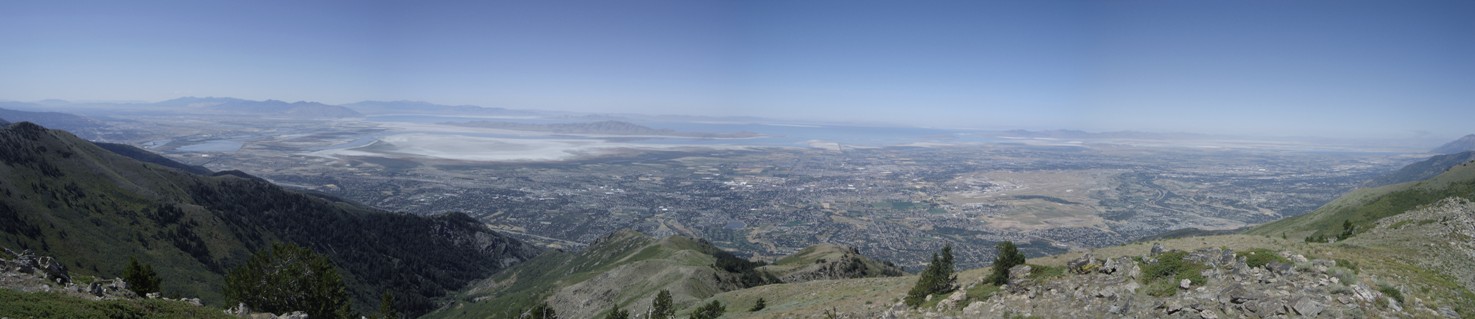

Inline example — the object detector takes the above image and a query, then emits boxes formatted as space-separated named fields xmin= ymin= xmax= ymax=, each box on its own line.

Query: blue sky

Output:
xmin=1 ymin=0 xmax=1471 ymax=138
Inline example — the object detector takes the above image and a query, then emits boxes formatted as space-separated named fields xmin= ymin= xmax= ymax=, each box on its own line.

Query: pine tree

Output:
xmin=376 ymin=291 xmax=398 ymax=319
xmin=650 ymin=289 xmax=675 ymax=319
xmin=990 ymin=241 xmax=1026 ymax=285
xmin=904 ymin=244 xmax=958 ymax=308
xmin=122 ymin=256 xmax=161 ymax=296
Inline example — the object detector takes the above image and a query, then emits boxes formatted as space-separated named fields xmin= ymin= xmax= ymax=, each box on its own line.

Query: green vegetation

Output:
xmin=651 ymin=289 xmax=676 ymax=319
xmin=1027 ymin=264 xmax=1066 ymax=280
xmin=1240 ymin=248 xmax=1288 ymax=268
xmin=0 ymin=289 xmax=232 ymax=319
xmin=989 ymin=241 xmax=1026 ymax=285
xmin=904 ymin=244 xmax=957 ymax=307
xmin=604 ymin=304 xmax=631 ymax=319
xmin=524 ymin=302 xmax=558 ymax=319
xmin=225 ymin=243 xmax=352 ymax=319
xmin=123 ymin=256 xmax=161 ymax=296
xmin=688 ymin=300 xmax=726 ymax=319
xmin=1379 ymin=283 xmax=1406 ymax=305
xmin=1140 ymin=251 xmax=1206 ymax=297
xmin=965 ymin=281 xmax=1002 ymax=301
xmin=1253 ymin=163 xmax=1475 ymax=239
xmin=749 ymin=297 xmax=766 ymax=311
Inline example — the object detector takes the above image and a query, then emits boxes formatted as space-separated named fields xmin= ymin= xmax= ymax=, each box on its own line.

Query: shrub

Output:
xmin=122 ymin=256 xmax=161 ymax=296
xmin=749 ymin=297 xmax=766 ymax=312
xmin=1139 ymin=251 xmax=1206 ymax=297
xmin=225 ymin=243 xmax=352 ymax=319
xmin=689 ymin=300 xmax=725 ymax=319
xmin=1378 ymin=284 xmax=1405 ymax=305
xmin=1240 ymin=249 xmax=1288 ymax=268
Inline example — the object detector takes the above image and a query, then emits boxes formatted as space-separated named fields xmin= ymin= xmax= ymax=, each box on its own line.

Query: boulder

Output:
xmin=1180 ymin=279 xmax=1192 ymax=289
xmin=1068 ymin=253 xmax=1103 ymax=274
xmin=1292 ymin=297 xmax=1323 ymax=317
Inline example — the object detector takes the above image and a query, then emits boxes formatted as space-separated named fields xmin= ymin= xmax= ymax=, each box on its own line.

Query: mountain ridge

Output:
xmin=0 ymin=121 xmax=538 ymax=316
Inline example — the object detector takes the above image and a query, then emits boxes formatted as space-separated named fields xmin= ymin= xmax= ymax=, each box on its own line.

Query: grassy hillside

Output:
xmin=425 ymin=229 xmax=773 ymax=319
xmin=759 ymin=243 xmax=903 ymax=282
xmin=0 ymin=289 xmax=234 ymax=319
xmin=1250 ymin=159 xmax=1475 ymax=239
xmin=0 ymin=122 xmax=538 ymax=316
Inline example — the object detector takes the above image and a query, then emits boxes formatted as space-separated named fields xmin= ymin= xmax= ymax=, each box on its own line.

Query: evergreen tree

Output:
xmin=749 ymin=297 xmax=766 ymax=311
xmin=523 ymin=302 xmax=557 ymax=319
xmin=990 ymin=241 xmax=1026 ymax=285
xmin=225 ymin=243 xmax=352 ymax=319
xmin=604 ymin=304 xmax=630 ymax=319
xmin=122 ymin=256 xmax=161 ymax=296
xmin=1337 ymin=220 xmax=1355 ymax=241
xmin=376 ymin=291 xmax=398 ymax=319
xmin=689 ymin=300 xmax=725 ymax=319
xmin=904 ymin=244 xmax=958 ymax=308
xmin=650 ymin=289 xmax=675 ymax=319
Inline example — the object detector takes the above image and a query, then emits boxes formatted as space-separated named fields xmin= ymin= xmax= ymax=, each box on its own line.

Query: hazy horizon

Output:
xmin=3 ymin=0 xmax=1472 ymax=139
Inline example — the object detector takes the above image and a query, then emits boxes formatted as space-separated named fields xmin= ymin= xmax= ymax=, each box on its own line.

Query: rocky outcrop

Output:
xmin=885 ymin=245 xmax=1450 ymax=319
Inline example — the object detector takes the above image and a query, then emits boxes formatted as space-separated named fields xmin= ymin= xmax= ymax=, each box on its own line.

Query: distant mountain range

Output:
xmin=0 ymin=121 xmax=538 ymax=316
xmin=447 ymin=120 xmax=762 ymax=138
xmin=0 ymin=104 xmax=107 ymax=139
xmin=1433 ymin=134 xmax=1475 ymax=154
xmin=155 ymin=97 xmax=361 ymax=118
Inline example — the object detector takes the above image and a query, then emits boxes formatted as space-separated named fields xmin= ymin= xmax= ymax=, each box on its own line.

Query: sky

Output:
xmin=1 ymin=0 xmax=1472 ymax=138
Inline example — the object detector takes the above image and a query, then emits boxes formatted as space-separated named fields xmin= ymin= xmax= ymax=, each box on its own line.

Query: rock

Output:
xmin=1198 ymin=309 xmax=1219 ymax=319
xmin=936 ymin=290 xmax=966 ymax=311
xmin=278 ymin=311 xmax=309 ymax=319
xmin=1150 ymin=243 xmax=1165 ymax=256
xmin=146 ymin=292 xmax=160 ymax=299
xmin=87 ymin=282 xmax=104 ymax=296
xmin=36 ymin=256 xmax=69 ymax=284
xmin=1180 ymin=279 xmax=1192 ymax=289
xmin=1351 ymin=284 xmax=1379 ymax=302
xmin=962 ymin=301 xmax=985 ymax=316
xmin=1292 ymin=297 xmax=1323 ymax=317
xmin=1220 ymin=282 xmax=1253 ymax=304
xmin=1439 ymin=306 xmax=1459 ymax=318
xmin=1388 ymin=297 xmax=1403 ymax=312
xmin=1067 ymin=253 xmax=1103 ymax=274
xmin=183 ymin=298 xmax=202 ymax=306
xmin=1289 ymin=254 xmax=1309 ymax=264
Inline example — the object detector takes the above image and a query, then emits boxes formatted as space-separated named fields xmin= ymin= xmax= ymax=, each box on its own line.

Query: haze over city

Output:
xmin=2 ymin=0 xmax=1472 ymax=138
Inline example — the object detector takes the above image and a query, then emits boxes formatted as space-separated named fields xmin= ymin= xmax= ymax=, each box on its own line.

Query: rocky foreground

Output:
xmin=883 ymin=244 xmax=1458 ymax=319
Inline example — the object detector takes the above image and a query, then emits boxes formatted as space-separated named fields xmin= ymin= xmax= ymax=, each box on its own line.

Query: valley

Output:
xmin=53 ymin=105 xmax=1411 ymax=271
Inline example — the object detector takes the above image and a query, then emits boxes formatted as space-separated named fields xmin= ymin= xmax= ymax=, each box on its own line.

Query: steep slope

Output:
xmin=1432 ymin=134 xmax=1475 ymax=154
xmin=1363 ymin=151 xmax=1475 ymax=188
xmin=0 ymin=122 xmax=538 ymax=316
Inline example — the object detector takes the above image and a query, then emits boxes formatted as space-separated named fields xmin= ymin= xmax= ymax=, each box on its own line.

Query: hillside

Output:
xmin=426 ymin=230 xmax=901 ymax=319
xmin=1363 ymin=151 xmax=1475 ymax=188
xmin=758 ymin=243 xmax=904 ymax=282
xmin=0 ymin=122 xmax=538 ymax=316
xmin=1250 ymin=157 xmax=1475 ymax=239
xmin=1432 ymin=134 xmax=1475 ymax=154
